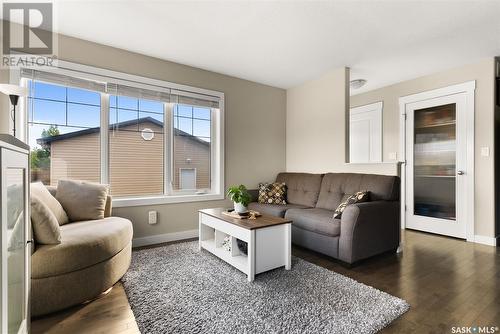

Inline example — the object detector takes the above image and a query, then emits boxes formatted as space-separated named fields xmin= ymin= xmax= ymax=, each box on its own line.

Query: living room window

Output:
xmin=27 ymin=79 xmax=103 ymax=186
xmin=108 ymin=87 xmax=167 ymax=197
xmin=20 ymin=63 xmax=224 ymax=206
xmin=172 ymin=103 xmax=212 ymax=193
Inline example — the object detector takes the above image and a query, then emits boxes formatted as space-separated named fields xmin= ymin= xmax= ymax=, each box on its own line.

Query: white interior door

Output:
xmin=405 ymin=93 xmax=468 ymax=238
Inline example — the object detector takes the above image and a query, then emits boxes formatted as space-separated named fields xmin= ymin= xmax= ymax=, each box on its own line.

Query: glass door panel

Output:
xmin=6 ymin=168 xmax=26 ymax=334
xmin=413 ymin=103 xmax=456 ymax=220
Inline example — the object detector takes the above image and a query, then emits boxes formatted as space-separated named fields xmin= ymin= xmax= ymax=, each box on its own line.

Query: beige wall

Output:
xmin=49 ymin=34 xmax=286 ymax=239
xmin=286 ymin=67 xmax=349 ymax=172
xmin=286 ymin=66 xmax=400 ymax=176
xmin=350 ymin=58 xmax=496 ymax=238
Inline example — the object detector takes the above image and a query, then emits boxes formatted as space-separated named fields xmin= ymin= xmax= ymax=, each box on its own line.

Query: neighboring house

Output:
xmin=37 ymin=117 xmax=210 ymax=197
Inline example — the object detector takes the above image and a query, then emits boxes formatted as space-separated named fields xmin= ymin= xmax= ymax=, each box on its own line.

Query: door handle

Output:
xmin=457 ymin=170 xmax=465 ymax=175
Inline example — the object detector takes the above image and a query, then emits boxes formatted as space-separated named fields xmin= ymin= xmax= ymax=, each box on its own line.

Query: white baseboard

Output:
xmin=132 ymin=229 xmax=198 ymax=248
xmin=473 ymin=235 xmax=498 ymax=246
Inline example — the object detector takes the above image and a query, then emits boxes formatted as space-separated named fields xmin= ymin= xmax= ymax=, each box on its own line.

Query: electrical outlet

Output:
xmin=388 ymin=152 xmax=397 ymax=160
xmin=148 ymin=211 xmax=157 ymax=225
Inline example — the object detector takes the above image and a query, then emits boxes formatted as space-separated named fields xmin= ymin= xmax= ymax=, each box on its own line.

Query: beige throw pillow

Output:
xmin=31 ymin=182 xmax=69 ymax=225
xmin=56 ymin=180 xmax=109 ymax=222
xmin=30 ymin=194 xmax=61 ymax=245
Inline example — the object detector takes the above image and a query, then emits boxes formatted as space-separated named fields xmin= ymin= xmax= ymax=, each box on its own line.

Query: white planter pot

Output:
xmin=234 ymin=202 xmax=248 ymax=213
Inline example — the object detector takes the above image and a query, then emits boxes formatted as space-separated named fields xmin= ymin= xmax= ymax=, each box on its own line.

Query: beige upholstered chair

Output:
xmin=31 ymin=186 xmax=133 ymax=317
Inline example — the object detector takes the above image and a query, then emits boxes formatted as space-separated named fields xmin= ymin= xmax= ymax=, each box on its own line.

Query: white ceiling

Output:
xmin=53 ymin=1 xmax=500 ymax=93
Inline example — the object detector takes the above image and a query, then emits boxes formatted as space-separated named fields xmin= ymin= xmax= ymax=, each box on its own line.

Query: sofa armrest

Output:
xmin=339 ymin=201 xmax=400 ymax=264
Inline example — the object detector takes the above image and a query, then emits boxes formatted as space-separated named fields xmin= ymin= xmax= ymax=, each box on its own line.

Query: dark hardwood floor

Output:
xmin=32 ymin=230 xmax=500 ymax=334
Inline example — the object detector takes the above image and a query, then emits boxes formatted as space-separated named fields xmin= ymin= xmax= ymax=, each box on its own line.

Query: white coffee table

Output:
xmin=199 ymin=208 xmax=292 ymax=282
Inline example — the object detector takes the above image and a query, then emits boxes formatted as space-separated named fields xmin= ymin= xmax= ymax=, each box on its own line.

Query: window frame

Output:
xmin=13 ymin=60 xmax=225 ymax=207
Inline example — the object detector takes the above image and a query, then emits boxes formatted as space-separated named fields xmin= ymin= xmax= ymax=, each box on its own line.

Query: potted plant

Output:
xmin=227 ymin=185 xmax=251 ymax=213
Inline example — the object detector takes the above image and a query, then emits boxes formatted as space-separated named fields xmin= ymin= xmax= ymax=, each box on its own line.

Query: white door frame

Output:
xmin=399 ymin=81 xmax=475 ymax=242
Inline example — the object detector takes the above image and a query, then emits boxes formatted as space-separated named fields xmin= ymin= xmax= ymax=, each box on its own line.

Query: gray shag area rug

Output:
xmin=122 ymin=241 xmax=409 ymax=334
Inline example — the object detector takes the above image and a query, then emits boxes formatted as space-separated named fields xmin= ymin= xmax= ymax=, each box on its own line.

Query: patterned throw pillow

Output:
xmin=258 ymin=182 xmax=287 ymax=205
xmin=333 ymin=191 xmax=369 ymax=219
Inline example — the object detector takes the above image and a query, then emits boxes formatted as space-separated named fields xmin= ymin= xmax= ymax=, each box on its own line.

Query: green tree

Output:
xmin=31 ymin=125 xmax=59 ymax=170
xmin=41 ymin=125 xmax=60 ymax=138
xmin=40 ymin=125 xmax=60 ymax=152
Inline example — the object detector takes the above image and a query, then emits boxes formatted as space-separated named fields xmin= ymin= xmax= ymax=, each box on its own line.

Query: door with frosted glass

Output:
xmin=405 ymin=93 xmax=467 ymax=238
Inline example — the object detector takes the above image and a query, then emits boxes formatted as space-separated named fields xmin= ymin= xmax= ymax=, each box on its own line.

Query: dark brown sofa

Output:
xmin=248 ymin=172 xmax=400 ymax=264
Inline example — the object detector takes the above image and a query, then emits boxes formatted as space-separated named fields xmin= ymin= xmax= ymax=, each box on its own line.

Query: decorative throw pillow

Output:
xmin=31 ymin=182 xmax=69 ymax=226
xmin=333 ymin=191 xmax=370 ymax=219
xmin=258 ymin=182 xmax=287 ymax=205
xmin=30 ymin=194 xmax=62 ymax=245
xmin=56 ymin=180 xmax=109 ymax=222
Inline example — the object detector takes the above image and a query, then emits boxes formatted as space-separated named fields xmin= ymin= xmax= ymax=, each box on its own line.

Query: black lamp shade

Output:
xmin=9 ymin=94 xmax=19 ymax=106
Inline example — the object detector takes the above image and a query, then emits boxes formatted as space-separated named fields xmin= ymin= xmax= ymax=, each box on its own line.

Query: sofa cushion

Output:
xmin=31 ymin=182 xmax=69 ymax=225
xmin=316 ymin=173 xmax=400 ymax=211
xmin=258 ymin=182 xmax=287 ymax=205
xmin=248 ymin=202 xmax=309 ymax=218
xmin=276 ymin=173 xmax=323 ymax=207
xmin=56 ymin=180 xmax=109 ymax=222
xmin=30 ymin=194 xmax=61 ymax=245
xmin=285 ymin=208 xmax=340 ymax=237
xmin=31 ymin=217 xmax=133 ymax=278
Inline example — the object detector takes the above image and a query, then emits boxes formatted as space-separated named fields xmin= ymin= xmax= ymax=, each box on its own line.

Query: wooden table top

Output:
xmin=199 ymin=208 xmax=292 ymax=230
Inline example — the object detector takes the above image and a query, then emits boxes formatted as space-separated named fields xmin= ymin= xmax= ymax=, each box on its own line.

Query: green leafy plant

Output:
xmin=227 ymin=185 xmax=251 ymax=207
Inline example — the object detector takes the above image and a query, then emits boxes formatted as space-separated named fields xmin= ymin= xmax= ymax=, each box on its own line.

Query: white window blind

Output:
xmin=106 ymin=83 xmax=170 ymax=102
xmin=20 ymin=68 xmax=106 ymax=92
xmin=171 ymin=89 xmax=219 ymax=108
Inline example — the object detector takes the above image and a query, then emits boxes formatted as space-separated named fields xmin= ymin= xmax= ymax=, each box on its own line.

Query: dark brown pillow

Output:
xmin=258 ymin=182 xmax=287 ymax=205
xmin=333 ymin=191 xmax=369 ymax=219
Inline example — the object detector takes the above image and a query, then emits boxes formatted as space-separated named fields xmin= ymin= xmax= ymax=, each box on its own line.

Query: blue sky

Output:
xmin=28 ymin=81 xmax=211 ymax=148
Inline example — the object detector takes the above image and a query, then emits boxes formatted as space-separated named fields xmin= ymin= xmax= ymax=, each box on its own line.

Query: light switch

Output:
xmin=388 ymin=152 xmax=397 ymax=160
xmin=481 ymin=147 xmax=490 ymax=157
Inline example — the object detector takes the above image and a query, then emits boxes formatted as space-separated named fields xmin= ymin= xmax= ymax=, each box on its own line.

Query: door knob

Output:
xmin=457 ymin=170 xmax=465 ymax=175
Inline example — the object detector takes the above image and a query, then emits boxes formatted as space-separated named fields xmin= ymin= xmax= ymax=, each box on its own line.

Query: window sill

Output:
xmin=112 ymin=193 xmax=225 ymax=208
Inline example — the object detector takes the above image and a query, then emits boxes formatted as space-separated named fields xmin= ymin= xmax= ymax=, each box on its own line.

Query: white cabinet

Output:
xmin=0 ymin=135 xmax=30 ymax=334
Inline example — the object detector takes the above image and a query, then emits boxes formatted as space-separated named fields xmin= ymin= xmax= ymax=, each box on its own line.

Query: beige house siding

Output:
xmin=109 ymin=123 xmax=164 ymax=196
xmin=48 ymin=121 xmax=210 ymax=197
xmin=173 ymin=135 xmax=210 ymax=190
xmin=50 ymin=132 xmax=100 ymax=186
